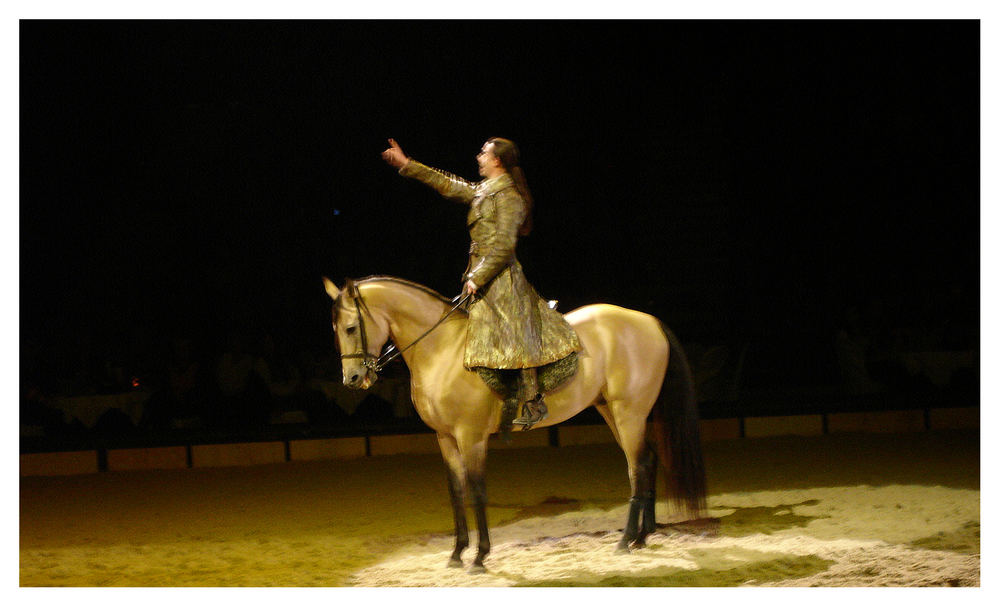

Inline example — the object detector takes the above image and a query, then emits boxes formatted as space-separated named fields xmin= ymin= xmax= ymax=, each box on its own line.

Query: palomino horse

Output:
xmin=323 ymin=275 xmax=707 ymax=573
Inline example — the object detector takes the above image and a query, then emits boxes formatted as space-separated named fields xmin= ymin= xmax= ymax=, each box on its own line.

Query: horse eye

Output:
xmin=346 ymin=326 xmax=357 ymax=335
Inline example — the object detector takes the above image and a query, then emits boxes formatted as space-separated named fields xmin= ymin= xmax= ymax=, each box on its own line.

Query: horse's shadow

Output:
xmin=490 ymin=496 xmax=824 ymax=540
xmin=493 ymin=496 xmax=593 ymax=525
xmin=488 ymin=496 xmax=724 ymax=539
xmin=705 ymin=499 xmax=826 ymax=537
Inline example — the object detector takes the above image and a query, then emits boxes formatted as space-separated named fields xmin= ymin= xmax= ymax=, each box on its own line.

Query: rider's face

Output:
xmin=477 ymin=142 xmax=501 ymax=177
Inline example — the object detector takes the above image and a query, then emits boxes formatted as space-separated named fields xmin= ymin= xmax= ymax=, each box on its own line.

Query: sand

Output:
xmin=19 ymin=429 xmax=979 ymax=587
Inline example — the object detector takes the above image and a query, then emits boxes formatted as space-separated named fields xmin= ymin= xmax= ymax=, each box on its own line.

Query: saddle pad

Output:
xmin=475 ymin=352 xmax=579 ymax=441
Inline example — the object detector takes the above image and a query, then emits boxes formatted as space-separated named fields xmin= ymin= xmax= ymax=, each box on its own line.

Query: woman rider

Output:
xmin=381 ymin=137 xmax=580 ymax=427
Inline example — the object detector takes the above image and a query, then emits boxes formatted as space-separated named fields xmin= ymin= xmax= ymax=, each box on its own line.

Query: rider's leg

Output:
xmin=512 ymin=367 xmax=547 ymax=428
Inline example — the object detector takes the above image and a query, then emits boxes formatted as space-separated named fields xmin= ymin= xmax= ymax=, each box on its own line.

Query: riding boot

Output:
xmin=512 ymin=367 xmax=547 ymax=429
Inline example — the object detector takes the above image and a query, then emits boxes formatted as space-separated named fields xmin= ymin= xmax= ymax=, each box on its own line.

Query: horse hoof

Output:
xmin=614 ymin=544 xmax=631 ymax=554
xmin=448 ymin=557 xmax=464 ymax=568
xmin=632 ymin=539 xmax=647 ymax=549
xmin=469 ymin=564 xmax=487 ymax=575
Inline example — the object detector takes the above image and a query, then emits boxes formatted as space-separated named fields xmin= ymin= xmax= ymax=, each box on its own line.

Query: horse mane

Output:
xmin=352 ymin=275 xmax=465 ymax=312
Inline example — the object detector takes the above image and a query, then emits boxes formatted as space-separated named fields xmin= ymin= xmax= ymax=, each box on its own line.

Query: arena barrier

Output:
xmin=19 ymin=406 xmax=979 ymax=477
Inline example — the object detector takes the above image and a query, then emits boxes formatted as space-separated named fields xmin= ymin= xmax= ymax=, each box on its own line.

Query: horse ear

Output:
xmin=322 ymin=276 xmax=341 ymax=300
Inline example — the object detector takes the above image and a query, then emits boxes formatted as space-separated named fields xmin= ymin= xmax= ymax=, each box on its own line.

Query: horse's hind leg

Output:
xmin=634 ymin=443 xmax=658 ymax=548
xmin=607 ymin=404 xmax=656 ymax=553
xmin=617 ymin=444 xmax=657 ymax=552
xmin=597 ymin=404 xmax=656 ymax=551
xmin=437 ymin=434 xmax=469 ymax=568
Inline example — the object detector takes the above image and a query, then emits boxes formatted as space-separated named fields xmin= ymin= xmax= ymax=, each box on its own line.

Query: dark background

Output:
xmin=20 ymin=21 xmax=979 ymax=411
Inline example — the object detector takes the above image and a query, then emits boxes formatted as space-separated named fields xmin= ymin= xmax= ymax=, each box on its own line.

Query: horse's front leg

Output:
xmin=437 ymin=434 xmax=469 ymax=568
xmin=469 ymin=470 xmax=490 ymax=572
xmin=460 ymin=435 xmax=491 ymax=573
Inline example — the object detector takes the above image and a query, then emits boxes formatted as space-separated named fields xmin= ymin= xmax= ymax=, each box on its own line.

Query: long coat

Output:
xmin=400 ymin=160 xmax=581 ymax=370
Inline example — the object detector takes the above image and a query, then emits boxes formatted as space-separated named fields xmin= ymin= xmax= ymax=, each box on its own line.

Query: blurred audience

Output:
xmin=22 ymin=279 xmax=975 ymax=444
xmin=834 ymin=287 xmax=978 ymax=395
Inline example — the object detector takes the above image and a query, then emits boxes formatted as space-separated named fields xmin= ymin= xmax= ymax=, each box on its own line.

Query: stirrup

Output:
xmin=512 ymin=398 xmax=547 ymax=430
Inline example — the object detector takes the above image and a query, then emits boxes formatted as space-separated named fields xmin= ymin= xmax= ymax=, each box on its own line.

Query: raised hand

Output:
xmin=381 ymin=138 xmax=409 ymax=169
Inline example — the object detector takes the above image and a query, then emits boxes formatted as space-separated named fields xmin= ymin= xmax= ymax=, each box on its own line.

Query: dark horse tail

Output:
xmin=653 ymin=322 xmax=708 ymax=518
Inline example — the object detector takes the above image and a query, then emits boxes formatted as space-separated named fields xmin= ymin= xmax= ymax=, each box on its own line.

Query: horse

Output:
xmin=322 ymin=275 xmax=707 ymax=573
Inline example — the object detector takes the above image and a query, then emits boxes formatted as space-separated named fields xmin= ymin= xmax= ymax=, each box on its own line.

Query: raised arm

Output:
xmin=381 ymin=138 xmax=477 ymax=203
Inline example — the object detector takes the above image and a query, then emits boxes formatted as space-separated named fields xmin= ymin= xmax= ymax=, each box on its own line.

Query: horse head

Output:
xmin=322 ymin=276 xmax=391 ymax=390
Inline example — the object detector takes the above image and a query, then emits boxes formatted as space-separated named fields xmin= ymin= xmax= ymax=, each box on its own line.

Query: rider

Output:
xmin=381 ymin=137 xmax=580 ymax=427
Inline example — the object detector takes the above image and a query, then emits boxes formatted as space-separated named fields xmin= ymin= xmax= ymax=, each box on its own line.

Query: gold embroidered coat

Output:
xmin=400 ymin=160 xmax=581 ymax=370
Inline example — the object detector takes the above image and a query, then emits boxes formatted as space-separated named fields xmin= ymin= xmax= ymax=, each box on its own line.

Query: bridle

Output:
xmin=337 ymin=281 xmax=381 ymax=378
xmin=338 ymin=280 xmax=473 ymax=380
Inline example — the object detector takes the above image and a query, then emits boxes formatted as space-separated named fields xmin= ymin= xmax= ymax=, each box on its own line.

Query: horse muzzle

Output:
xmin=344 ymin=366 xmax=377 ymax=390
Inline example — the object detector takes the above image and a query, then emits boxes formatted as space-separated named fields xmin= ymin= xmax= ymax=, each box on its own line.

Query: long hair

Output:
xmin=487 ymin=137 xmax=534 ymax=236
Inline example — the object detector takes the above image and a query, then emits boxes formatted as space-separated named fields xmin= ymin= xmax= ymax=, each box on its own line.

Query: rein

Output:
xmin=340 ymin=282 xmax=473 ymax=375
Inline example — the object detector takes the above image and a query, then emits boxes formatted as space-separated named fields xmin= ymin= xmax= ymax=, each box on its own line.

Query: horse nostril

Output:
xmin=349 ymin=373 xmax=360 ymax=384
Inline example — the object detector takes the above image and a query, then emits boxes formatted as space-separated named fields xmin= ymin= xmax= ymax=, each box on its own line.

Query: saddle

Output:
xmin=476 ymin=351 xmax=579 ymax=443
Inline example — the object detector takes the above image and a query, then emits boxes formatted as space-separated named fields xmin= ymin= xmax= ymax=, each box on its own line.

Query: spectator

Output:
xmin=253 ymin=333 xmax=302 ymax=422
xmin=297 ymin=347 xmax=350 ymax=427
xmin=834 ymin=304 xmax=886 ymax=395
xmin=211 ymin=331 xmax=268 ymax=430
xmin=20 ymin=383 xmax=75 ymax=439
xmin=143 ymin=336 xmax=212 ymax=429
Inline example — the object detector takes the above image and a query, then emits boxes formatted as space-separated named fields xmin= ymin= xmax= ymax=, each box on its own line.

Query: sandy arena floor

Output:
xmin=19 ymin=429 xmax=979 ymax=587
